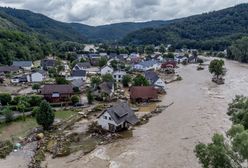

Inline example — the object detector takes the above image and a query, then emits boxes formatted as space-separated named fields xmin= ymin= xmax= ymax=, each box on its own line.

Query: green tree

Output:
xmin=144 ymin=45 xmax=155 ymax=55
xmin=91 ymin=76 xmax=101 ymax=87
xmin=32 ymin=83 xmax=40 ymax=92
xmin=87 ymin=90 xmax=94 ymax=105
xmin=209 ymin=59 xmax=225 ymax=79
xmin=17 ymin=96 xmax=30 ymax=121
xmin=227 ymin=37 xmax=248 ymax=63
xmin=110 ymin=60 xmax=118 ymax=70
xmin=133 ymin=74 xmax=149 ymax=86
xmin=102 ymin=74 xmax=114 ymax=82
xmin=98 ymin=57 xmax=108 ymax=68
xmin=0 ymin=93 xmax=12 ymax=106
xmin=122 ymin=75 xmax=132 ymax=87
xmin=71 ymin=95 xmax=80 ymax=105
xmin=2 ymin=107 xmax=14 ymax=123
xmin=159 ymin=44 xmax=166 ymax=53
xmin=55 ymin=77 xmax=69 ymax=84
xmin=36 ymin=100 xmax=54 ymax=130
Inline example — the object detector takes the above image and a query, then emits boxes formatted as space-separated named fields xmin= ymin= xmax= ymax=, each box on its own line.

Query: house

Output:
xmin=188 ymin=56 xmax=197 ymax=63
xmin=113 ymin=71 xmax=126 ymax=82
xmin=161 ymin=60 xmax=177 ymax=69
xmin=11 ymin=75 xmax=29 ymax=84
xmin=67 ymin=70 xmax=87 ymax=81
xmin=145 ymin=71 xmax=166 ymax=92
xmin=40 ymin=84 xmax=73 ymax=103
xmin=12 ymin=61 xmax=33 ymax=70
xmin=73 ymin=62 xmax=91 ymax=71
xmin=133 ymin=60 xmax=160 ymax=71
xmin=174 ymin=56 xmax=188 ymax=63
xmin=71 ymin=79 xmax=85 ymax=90
xmin=41 ymin=59 xmax=56 ymax=70
xmin=130 ymin=86 xmax=158 ymax=103
xmin=100 ymin=65 xmax=114 ymax=75
xmin=30 ymin=70 xmax=46 ymax=83
xmin=0 ymin=66 xmax=20 ymax=74
xmin=94 ymin=82 xmax=115 ymax=100
xmin=97 ymin=102 xmax=139 ymax=132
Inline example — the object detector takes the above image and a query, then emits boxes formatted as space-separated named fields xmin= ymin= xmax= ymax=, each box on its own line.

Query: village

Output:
xmin=0 ymin=44 xmax=211 ymax=167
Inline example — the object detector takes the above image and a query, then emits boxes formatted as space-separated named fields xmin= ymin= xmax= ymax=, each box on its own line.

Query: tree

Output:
xmin=98 ymin=57 xmax=108 ymax=67
xmin=28 ymin=95 xmax=42 ymax=107
xmin=209 ymin=59 xmax=225 ymax=79
xmin=159 ymin=44 xmax=166 ymax=53
xmin=32 ymin=83 xmax=40 ymax=92
xmin=227 ymin=37 xmax=248 ymax=63
xmin=122 ymin=75 xmax=132 ymax=87
xmin=102 ymin=74 xmax=114 ymax=82
xmin=17 ymin=96 xmax=30 ymax=121
xmin=36 ymin=100 xmax=54 ymax=130
xmin=2 ymin=107 xmax=14 ymax=123
xmin=55 ymin=77 xmax=69 ymax=84
xmin=110 ymin=60 xmax=118 ymax=70
xmin=133 ymin=74 xmax=149 ymax=86
xmin=0 ymin=93 xmax=12 ymax=106
xmin=144 ymin=45 xmax=155 ymax=55
xmin=71 ymin=95 xmax=80 ymax=105
xmin=87 ymin=90 xmax=94 ymax=104
xmin=91 ymin=76 xmax=101 ymax=87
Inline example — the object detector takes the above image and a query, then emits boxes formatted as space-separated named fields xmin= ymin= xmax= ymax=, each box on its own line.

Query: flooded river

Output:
xmin=44 ymin=58 xmax=248 ymax=168
xmin=4 ymin=58 xmax=248 ymax=168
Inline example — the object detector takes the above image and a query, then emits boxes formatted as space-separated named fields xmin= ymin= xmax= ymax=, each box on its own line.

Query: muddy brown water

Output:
xmin=3 ymin=58 xmax=248 ymax=168
xmin=44 ymin=58 xmax=248 ymax=168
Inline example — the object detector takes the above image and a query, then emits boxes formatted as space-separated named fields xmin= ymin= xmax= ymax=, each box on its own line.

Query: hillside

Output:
xmin=71 ymin=20 xmax=169 ymax=42
xmin=122 ymin=4 xmax=248 ymax=50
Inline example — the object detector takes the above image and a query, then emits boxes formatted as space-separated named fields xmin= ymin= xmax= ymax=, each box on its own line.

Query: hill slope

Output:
xmin=122 ymin=4 xmax=248 ymax=50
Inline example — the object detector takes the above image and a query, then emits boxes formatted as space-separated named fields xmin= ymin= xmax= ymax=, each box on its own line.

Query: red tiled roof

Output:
xmin=130 ymin=86 xmax=158 ymax=100
xmin=41 ymin=84 xmax=73 ymax=95
xmin=161 ymin=61 xmax=177 ymax=68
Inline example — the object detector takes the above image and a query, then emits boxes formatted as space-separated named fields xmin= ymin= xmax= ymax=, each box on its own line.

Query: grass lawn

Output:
xmin=55 ymin=110 xmax=78 ymax=120
xmin=0 ymin=117 xmax=37 ymax=141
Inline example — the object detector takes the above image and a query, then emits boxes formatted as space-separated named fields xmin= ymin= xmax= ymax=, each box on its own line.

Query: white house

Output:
xmin=113 ymin=71 xmax=126 ymax=82
xmin=100 ymin=65 xmax=114 ymax=75
xmin=145 ymin=71 xmax=166 ymax=92
xmin=97 ymin=102 xmax=139 ymax=132
xmin=133 ymin=60 xmax=160 ymax=71
xmin=30 ymin=71 xmax=45 ymax=83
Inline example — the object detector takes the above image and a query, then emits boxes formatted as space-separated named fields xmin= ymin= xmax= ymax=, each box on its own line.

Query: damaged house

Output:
xmin=97 ymin=102 xmax=139 ymax=132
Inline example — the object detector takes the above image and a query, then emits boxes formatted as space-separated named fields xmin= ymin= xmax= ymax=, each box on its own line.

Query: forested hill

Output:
xmin=122 ymin=3 xmax=248 ymax=50
xmin=71 ymin=20 xmax=169 ymax=42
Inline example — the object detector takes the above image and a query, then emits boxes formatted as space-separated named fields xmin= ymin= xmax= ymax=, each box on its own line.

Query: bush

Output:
xmin=2 ymin=107 xmax=14 ymax=123
xmin=0 ymin=93 xmax=12 ymax=106
xmin=73 ymin=87 xmax=80 ymax=93
xmin=71 ymin=96 xmax=80 ymax=105
xmin=55 ymin=77 xmax=69 ymax=84
xmin=36 ymin=100 xmax=54 ymax=130
xmin=28 ymin=95 xmax=43 ymax=107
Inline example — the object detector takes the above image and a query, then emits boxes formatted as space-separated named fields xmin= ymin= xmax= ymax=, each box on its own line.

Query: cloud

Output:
xmin=0 ymin=0 xmax=246 ymax=25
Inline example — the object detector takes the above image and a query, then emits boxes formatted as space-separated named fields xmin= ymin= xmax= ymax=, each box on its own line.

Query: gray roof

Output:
xmin=138 ymin=60 xmax=158 ymax=68
xmin=100 ymin=102 xmax=139 ymax=125
xmin=98 ymin=82 xmax=114 ymax=94
xmin=72 ymin=70 xmax=86 ymax=77
xmin=75 ymin=62 xmax=91 ymax=69
xmin=71 ymin=79 xmax=84 ymax=88
xmin=145 ymin=71 xmax=159 ymax=84
xmin=13 ymin=61 xmax=32 ymax=67
xmin=41 ymin=59 xmax=56 ymax=67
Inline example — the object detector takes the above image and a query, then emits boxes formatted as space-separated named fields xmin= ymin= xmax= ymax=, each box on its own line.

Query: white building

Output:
xmin=145 ymin=71 xmax=166 ymax=92
xmin=30 ymin=71 xmax=45 ymax=83
xmin=97 ymin=102 xmax=139 ymax=132
xmin=113 ymin=71 xmax=126 ymax=82
xmin=133 ymin=60 xmax=161 ymax=71
xmin=100 ymin=65 xmax=114 ymax=75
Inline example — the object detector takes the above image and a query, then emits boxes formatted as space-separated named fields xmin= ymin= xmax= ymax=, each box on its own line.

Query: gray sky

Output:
xmin=0 ymin=0 xmax=247 ymax=26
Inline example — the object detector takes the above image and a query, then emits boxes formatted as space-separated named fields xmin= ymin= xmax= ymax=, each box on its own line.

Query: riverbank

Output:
xmin=42 ymin=58 xmax=248 ymax=168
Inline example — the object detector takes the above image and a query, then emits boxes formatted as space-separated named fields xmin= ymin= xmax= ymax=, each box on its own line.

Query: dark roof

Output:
xmin=0 ymin=66 xmax=19 ymax=73
xmin=75 ymin=62 xmax=91 ymax=69
xmin=98 ymin=82 xmax=114 ymax=94
xmin=161 ymin=61 xmax=177 ymax=68
xmin=41 ymin=59 xmax=56 ymax=67
xmin=100 ymin=102 xmax=139 ymax=125
xmin=13 ymin=61 xmax=32 ymax=67
xmin=145 ymin=71 xmax=159 ymax=84
xmin=72 ymin=70 xmax=86 ymax=77
xmin=41 ymin=85 xmax=73 ymax=95
xmin=71 ymin=79 xmax=84 ymax=88
xmin=130 ymin=86 xmax=158 ymax=100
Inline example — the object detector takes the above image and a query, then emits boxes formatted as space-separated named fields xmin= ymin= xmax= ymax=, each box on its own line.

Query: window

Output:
xmin=104 ymin=116 xmax=107 ymax=120
xmin=119 ymin=75 xmax=121 ymax=78
xmin=109 ymin=117 xmax=112 ymax=120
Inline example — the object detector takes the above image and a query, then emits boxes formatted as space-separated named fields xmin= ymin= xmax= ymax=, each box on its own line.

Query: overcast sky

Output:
xmin=0 ymin=0 xmax=247 ymax=26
